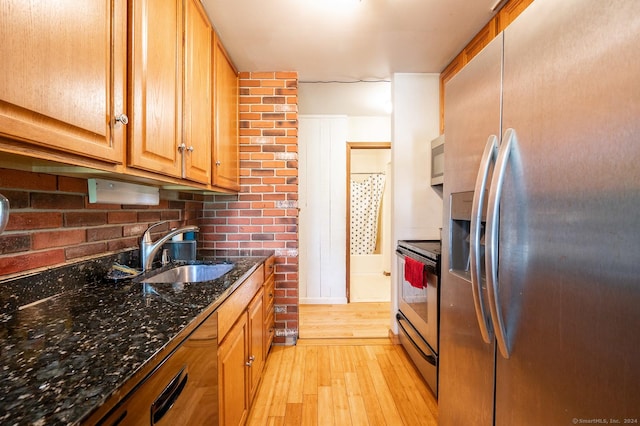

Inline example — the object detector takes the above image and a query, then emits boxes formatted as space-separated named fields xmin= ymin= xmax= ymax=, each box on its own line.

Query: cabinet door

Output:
xmin=182 ymin=0 xmax=212 ymax=184
xmin=218 ymin=313 xmax=249 ymax=426
xmin=248 ymin=288 xmax=265 ymax=403
xmin=212 ymin=34 xmax=240 ymax=191
xmin=129 ymin=0 xmax=182 ymax=177
xmin=0 ymin=0 xmax=125 ymax=163
xmin=497 ymin=0 xmax=534 ymax=32
xmin=439 ymin=53 xmax=465 ymax=134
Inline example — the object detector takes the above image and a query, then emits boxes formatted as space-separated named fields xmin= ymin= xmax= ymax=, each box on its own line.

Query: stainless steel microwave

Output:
xmin=430 ymin=135 xmax=444 ymax=185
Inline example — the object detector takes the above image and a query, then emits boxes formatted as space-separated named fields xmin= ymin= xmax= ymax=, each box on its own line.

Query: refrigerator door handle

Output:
xmin=486 ymin=128 xmax=517 ymax=359
xmin=470 ymin=134 xmax=498 ymax=344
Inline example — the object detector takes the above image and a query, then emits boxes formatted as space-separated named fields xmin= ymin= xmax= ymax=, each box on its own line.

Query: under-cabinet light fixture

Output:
xmin=88 ymin=178 xmax=159 ymax=205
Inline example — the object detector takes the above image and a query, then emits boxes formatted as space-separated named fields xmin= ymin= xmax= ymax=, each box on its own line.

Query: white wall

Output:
xmin=390 ymin=73 xmax=442 ymax=331
xmin=299 ymin=82 xmax=392 ymax=117
xmin=299 ymin=116 xmax=349 ymax=304
xmin=348 ymin=116 xmax=391 ymax=141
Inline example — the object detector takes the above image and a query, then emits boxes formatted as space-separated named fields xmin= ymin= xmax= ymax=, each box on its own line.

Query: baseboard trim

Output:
xmin=299 ymin=297 xmax=348 ymax=304
xmin=388 ymin=329 xmax=401 ymax=345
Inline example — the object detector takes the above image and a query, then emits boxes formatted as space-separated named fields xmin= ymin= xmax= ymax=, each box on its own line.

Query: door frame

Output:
xmin=346 ymin=142 xmax=391 ymax=302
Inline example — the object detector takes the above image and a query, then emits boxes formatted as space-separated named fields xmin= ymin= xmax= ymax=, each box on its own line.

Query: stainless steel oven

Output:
xmin=396 ymin=240 xmax=441 ymax=397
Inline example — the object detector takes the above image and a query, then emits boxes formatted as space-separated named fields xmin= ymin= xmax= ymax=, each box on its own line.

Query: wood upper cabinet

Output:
xmin=212 ymin=34 xmax=241 ymax=191
xmin=128 ymin=0 xmax=183 ymax=178
xmin=439 ymin=53 xmax=465 ymax=134
xmin=0 ymin=0 xmax=126 ymax=164
xmin=129 ymin=0 xmax=214 ymax=184
xmin=463 ymin=20 xmax=499 ymax=64
xmin=497 ymin=0 xmax=534 ymax=32
xmin=182 ymin=0 xmax=212 ymax=184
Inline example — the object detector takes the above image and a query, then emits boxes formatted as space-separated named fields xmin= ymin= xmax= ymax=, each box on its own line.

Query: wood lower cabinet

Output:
xmin=218 ymin=287 xmax=265 ymax=426
xmin=218 ymin=260 xmax=274 ymax=425
xmin=212 ymin=33 xmax=240 ymax=192
xmin=218 ymin=312 xmax=250 ymax=426
xmin=97 ymin=312 xmax=219 ymax=426
xmin=248 ymin=287 xmax=265 ymax=403
xmin=0 ymin=0 xmax=126 ymax=164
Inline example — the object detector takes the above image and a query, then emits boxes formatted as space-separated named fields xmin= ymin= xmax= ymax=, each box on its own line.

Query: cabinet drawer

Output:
xmin=263 ymin=311 xmax=275 ymax=358
xmin=263 ymin=273 xmax=275 ymax=315
xmin=264 ymin=255 xmax=275 ymax=280
xmin=218 ymin=265 xmax=263 ymax=342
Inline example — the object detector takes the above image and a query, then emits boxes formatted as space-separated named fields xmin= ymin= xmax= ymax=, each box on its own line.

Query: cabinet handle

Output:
xmin=178 ymin=143 xmax=186 ymax=152
xmin=215 ymin=160 xmax=221 ymax=166
xmin=115 ymin=114 xmax=128 ymax=125
xmin=187 ymin=146 xmax=194 ymax=152
xmin=151 ymin=366 xmax=189 ymax=424
xmin=246 ymin=355 xmax=255 ymax=367
xmin=396 ymin=313 xmax=437 ymax=366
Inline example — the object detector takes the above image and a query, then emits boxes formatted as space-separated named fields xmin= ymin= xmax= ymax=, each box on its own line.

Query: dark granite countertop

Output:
xmin=0 ymin=252 xmax=266 ymax=425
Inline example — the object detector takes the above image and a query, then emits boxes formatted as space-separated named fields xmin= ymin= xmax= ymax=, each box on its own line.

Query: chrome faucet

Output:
xmin=140 ymin=221 xmax=199 ymax=271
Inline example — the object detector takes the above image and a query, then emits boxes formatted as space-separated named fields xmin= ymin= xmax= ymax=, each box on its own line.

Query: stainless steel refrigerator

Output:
xmin=439 ymin=0 xmax=640 ymax=424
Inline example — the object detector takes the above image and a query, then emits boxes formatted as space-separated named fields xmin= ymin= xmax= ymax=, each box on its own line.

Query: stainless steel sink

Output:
xmin=141 ymin=263 xmax=234 ymax=283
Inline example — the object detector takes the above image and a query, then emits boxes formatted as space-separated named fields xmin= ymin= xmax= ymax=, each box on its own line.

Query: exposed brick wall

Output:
xmin=200 ymin=71 xmax=299 ymax=345
xmin=0 ymin=168 xmax=202 ymax=278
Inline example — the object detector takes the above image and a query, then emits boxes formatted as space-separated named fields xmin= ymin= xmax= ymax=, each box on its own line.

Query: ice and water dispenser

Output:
xmin=449 ymin=191 xmax=487 ymax=282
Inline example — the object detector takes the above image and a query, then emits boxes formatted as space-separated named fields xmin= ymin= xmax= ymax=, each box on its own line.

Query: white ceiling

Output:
xmin=201 ymin=0 xmax=501 ymax=82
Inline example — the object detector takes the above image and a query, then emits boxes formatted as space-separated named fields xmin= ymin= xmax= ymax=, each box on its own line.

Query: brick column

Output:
xmin=202 ymin=71 xmax=299 ymax=345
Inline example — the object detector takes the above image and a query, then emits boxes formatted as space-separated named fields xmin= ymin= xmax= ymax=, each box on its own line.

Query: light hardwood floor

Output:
xmin=248 ymin=303 xmax=438 ymax=425
xmin=298 ymin=302 xmax=392 ymax=339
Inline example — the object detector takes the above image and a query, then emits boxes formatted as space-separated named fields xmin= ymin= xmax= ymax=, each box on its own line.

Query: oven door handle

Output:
xmin=395 ymin=249 xmax=437 ymax=275
xmin=396 ymin=313 xmax=436 ymax=366
xmin=470 ymin=134 xmax=498 ymax=344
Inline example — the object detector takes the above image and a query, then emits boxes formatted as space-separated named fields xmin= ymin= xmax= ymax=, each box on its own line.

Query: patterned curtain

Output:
xmin=350 ymin=174 xmax=386 ymax=255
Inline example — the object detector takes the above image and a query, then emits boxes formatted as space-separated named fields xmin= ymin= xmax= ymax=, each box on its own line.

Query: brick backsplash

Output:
xmin=0 ymin=168 xmax=202 ymax=277
xmin=201 ymin=71 xmax=299 ymax=344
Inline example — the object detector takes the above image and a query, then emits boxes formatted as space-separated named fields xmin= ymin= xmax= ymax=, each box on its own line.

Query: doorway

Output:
xmin=346 ymin=142 xmax=391 ymax=303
